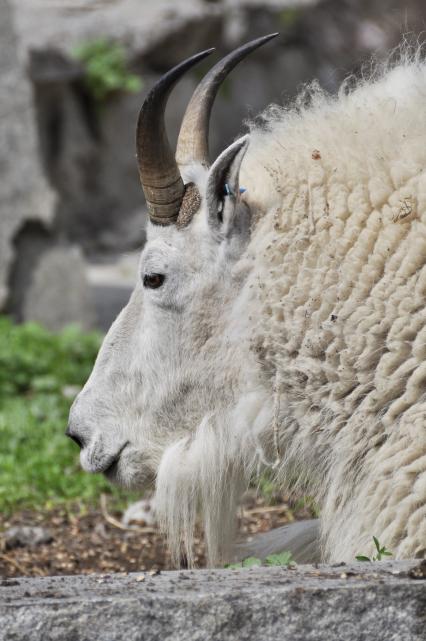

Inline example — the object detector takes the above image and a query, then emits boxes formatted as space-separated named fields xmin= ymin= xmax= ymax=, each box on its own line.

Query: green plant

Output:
xmin=264 ymin=551 xmax=293 ymax=566
xmin=225 ymin=551 xmax=294 ymax=569
xmin=256 ymin=471 xmax=278 ymax=505
xmin=72 ymin=38 xmax=142 ymax=102
xmin=0 ymin=318 xmax=102 ymax=399
xmin=225 ymin=556 xmax=261 ymax=570
xmin=356 ymin=536 xmax=393 ymax=562
xmin=0 ymin=317 xmax=137 ymax=513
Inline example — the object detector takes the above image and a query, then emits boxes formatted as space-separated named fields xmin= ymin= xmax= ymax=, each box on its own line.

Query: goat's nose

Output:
xmin=65 ymin=425 xmax=85 ymax=450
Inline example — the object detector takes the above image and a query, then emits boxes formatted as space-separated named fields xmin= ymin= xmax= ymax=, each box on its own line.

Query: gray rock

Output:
xmin=234 ymin=519 xmax=321 ymax=564
xmin=4 ymin=526 xmax=53 ymax=549
xmin=10 ymin=243 xmax=95 ymax=331
xmin=0 ymin=0 xmax=55 ymax=309
xmin=0 ymin=561 xmax=424 ymax=640
xmin=6 ymin=218 xmax=96 ymax=330
xmin=122 ymin=498 xmax=157 ymax=527
xmin=0 ymin=0 xmax=96 ymax=329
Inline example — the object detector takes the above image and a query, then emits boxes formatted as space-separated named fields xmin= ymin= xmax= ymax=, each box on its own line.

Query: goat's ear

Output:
xmin=206 ymin=136 xmax=249 ymax=237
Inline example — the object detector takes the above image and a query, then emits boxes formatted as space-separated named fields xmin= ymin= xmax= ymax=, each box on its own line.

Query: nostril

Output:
xmin=65 ymin=426 xmax=84 ymax=450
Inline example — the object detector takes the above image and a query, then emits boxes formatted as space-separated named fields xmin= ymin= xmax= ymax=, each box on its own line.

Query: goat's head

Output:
xmin=67 ymin=35 xmax=277 ymax=562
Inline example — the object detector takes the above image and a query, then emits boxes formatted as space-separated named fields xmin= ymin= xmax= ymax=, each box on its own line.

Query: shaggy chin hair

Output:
xmin=154 ymin=414 xmax=249 ymax=567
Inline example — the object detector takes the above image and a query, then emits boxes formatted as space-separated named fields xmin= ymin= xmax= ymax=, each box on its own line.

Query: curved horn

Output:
xmin=176 ymin=33 xmax=278 ymax=169
xmin=137 ymin=49 xmax=214 ymax=225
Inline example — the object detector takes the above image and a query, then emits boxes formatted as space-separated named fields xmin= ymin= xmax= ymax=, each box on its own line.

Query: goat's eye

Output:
xmin=143 ymin=273 xmax=165 ymax=289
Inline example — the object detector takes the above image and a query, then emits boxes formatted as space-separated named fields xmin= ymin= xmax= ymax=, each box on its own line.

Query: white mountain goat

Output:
xmin=67 ymin=35 xmax=426 ymax=566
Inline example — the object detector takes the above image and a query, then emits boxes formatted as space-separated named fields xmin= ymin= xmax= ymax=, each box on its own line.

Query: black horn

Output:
xmin=136 ymin=49 xmax=214 ymax=225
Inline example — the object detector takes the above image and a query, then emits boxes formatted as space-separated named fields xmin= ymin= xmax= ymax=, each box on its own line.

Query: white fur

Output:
xmin=70 ymin=51 xmax=426 ymax=566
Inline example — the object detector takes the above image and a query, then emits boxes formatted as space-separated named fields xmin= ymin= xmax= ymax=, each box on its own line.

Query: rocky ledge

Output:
xmin=1 ymin=561 xmax=425 ymax=640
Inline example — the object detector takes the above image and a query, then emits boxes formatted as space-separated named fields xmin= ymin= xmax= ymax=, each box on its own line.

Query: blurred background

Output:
xmin=0 ymin=0 xmax=425 ymax=576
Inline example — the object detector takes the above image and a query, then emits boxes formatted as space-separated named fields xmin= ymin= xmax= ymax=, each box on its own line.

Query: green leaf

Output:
xmin=225 ymin=557 xmax=261 ymax=570
xmin=373 ymin=536 xmax=381 ymax=554
xmin=355 ymin=555 xmax=371 ymax=562
xmin=264 ymin=551 xmax=294 ymax=566
xmin=242 ymin=557 xmax=262 ymax=568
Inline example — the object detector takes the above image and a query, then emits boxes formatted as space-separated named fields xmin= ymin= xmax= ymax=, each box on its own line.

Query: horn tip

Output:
xmin=261 ymin=32 xmax=280 ymax=41
xmin=194 ymin=47 xmax=216 ymax=62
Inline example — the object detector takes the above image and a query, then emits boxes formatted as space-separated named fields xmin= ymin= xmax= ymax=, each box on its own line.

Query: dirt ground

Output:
xmin=0 ymin=492 xmax=315 ymax=577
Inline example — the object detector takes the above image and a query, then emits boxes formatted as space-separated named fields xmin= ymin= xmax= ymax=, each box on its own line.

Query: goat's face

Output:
xmin=68 ymin=140 xmax=255 ymax=488
xmin=67 ymin=36 xmax=276 ymax=523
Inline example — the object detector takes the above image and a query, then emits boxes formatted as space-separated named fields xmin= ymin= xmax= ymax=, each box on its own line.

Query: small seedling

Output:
xmin=356 ymin=536 xmax=393 ymax=562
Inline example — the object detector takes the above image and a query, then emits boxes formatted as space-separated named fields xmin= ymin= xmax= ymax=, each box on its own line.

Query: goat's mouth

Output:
xmin=103 ymin=445 xmax=155 ymax=490
xmin=103 ymin=441 xmax=130 ymax=479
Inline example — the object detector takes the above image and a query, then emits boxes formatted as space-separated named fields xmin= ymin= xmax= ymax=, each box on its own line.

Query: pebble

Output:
xmin=4 ymin=526 xmax=53 ymax=550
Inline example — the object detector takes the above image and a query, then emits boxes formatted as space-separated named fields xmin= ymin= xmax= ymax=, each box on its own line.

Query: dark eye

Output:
xmin=143 ymin=273 xmax=165 ymax=289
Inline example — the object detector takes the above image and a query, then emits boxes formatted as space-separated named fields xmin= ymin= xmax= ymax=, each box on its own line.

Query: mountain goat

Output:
xmin=67 ymin=34 xmax=426 ymax=566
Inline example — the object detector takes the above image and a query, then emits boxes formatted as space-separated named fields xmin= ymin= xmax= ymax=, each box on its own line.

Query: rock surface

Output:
xmin=9 ymin=241 xmax=95 ymax=330
xmin=4 ymin=526 xmax=53 ymax=550
xmin=0 ymin=0 xmax=96 ymax=329
xmin=0 ymin=0 xmax=55 ymax=308
xmin=0 ymin=561 xmax=424 ymax=640
xmin=121 ymin=497 xmax=157 ymax=527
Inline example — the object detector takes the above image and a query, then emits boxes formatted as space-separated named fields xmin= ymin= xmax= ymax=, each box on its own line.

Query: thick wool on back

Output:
xmin=240 ymin=57 xmax=426 ymax=560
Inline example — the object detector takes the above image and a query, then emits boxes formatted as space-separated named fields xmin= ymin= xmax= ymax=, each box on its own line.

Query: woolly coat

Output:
xmin=240 ymin=58 xmax=426 ymax=560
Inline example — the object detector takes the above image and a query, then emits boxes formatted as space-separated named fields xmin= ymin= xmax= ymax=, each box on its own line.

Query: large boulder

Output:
xmin=0 ymin=0 xmax=94 ymax=329
xmin=0 ymin=0 xmax=54 ymax=308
